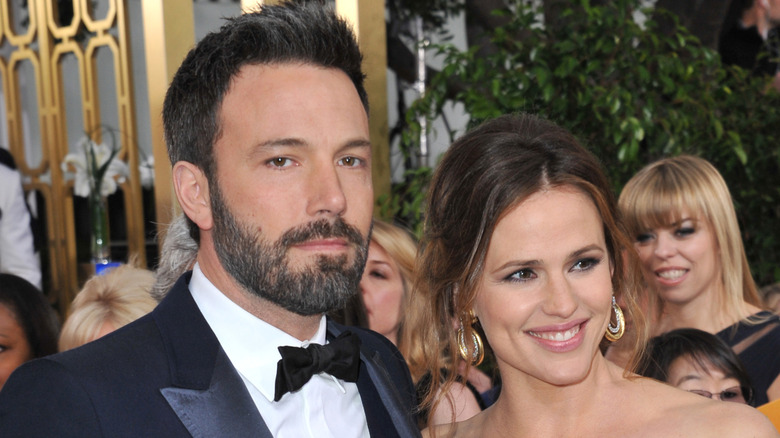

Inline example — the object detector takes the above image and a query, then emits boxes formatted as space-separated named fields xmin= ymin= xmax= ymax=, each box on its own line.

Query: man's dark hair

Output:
xmin=162 ymin=0 xmax=367 ymax=242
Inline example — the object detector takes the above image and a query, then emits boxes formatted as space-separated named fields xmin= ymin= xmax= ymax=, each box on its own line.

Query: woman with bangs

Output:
xmin=415 ymin=115 xmax=777 ymax=437
xmin=618 ymin=154 xmax=780 ymax=406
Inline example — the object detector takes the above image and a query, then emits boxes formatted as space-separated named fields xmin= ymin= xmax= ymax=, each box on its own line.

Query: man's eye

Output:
xmin=268 ymin=157 xmax=293 ymax=168
xmin=339 ymin=156 xmax=362 ymax=167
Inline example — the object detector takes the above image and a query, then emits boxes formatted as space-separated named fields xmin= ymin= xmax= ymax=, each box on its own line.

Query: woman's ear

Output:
xmin=173 ymin=162 xmax=213 ymax=232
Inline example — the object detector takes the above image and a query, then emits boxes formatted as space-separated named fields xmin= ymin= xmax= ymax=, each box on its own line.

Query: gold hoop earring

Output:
xmin=605 ymin=295 xmax=625 ymax=342
xmin=457 ymin=311 xmax=485 ymax=366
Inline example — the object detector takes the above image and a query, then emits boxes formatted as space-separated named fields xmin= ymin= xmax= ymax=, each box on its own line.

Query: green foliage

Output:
xmin=395 ymin=0 xmax=780 ymax=284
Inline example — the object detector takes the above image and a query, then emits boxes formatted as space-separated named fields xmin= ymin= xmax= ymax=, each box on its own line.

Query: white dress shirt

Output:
xmin=189 ymin=263 xmax=369 ymax=438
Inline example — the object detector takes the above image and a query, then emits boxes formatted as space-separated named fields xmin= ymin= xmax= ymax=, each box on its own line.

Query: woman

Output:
xmin=640 ymin=328 xmax=754 ymax=406
xmin=59 ymin=263 xmax=157 ymax=351
xmin=619 ymin=155 xmax=780 ymax=405
xmin=0 ymin=274 xmax=59 ymax=389
xmin=358 ymin=219 xmax=416 ymax=347
xmin=415 ymin=114 xmax=776 ymax=437
xmin=351 ymin=219 xmax=490 ymax=424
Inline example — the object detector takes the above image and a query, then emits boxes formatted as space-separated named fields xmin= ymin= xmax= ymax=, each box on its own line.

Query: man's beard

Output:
xmin=210 ymin=181 xmax=370 ymax=316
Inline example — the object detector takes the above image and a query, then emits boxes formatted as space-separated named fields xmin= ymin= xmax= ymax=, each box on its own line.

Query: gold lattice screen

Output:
xmin=1 ymin=0 xmax=388 ymax=319
xmin=0 ymin=0 xmax=145 ymax=315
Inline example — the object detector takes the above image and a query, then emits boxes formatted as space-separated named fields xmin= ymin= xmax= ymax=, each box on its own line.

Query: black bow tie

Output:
xmin=274 ymin=331 xmax=361 ymax=402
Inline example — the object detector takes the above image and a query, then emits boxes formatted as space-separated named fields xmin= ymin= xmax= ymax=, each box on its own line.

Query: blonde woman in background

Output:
xmin=358 ymin=219 xmax=416 ymax=347
xmin=59 ymin=263 xmax=157 ymax=351
xmin=619 ymin=155 xmax=780 ymax=406
xmin=345 ymin=218 xmax=491 ymax=425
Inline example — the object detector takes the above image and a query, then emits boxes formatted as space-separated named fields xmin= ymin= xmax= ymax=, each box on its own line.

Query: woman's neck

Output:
xmin=481 ymin=355 xmax=622 ymax=436
xmin=657 ymin=284 xmax=752 ymax=335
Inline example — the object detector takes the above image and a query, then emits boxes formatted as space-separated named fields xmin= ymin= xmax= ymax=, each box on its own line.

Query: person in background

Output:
xmin=640 ymin=328 xmax=755 ymax=406
xmin=357 ymin=218 xmax=416 ymax=347
xmin=415 ymin=113 xmax=777 ymax=437
xmin=0 ymin=149 xmax=41 ymax=290
xmin=336 ymin=217 xmax=492 ymax=426
xmin=761 ymin=282 xmax=780 ymax=314
xmin=151 ymin=213 xmax=198 ymax=301
xmin=0 ymin=274 xmax=58 ymax=390
xmin=58 ymin=263 xmax=157 ymax=351
xmin=0 ymin=2 xmax=418 ymax=436
xmin=619 ymin=154 xmax=780 ymax=406
xmin=719 ymin=0 xmax=780 ymax=91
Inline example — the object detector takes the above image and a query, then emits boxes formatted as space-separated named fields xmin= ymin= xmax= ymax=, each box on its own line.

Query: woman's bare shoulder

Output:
xmin=632 ymin=378 xmax=778 ymax=437
xmin=422 ymin=411 xmax=486 ymax=438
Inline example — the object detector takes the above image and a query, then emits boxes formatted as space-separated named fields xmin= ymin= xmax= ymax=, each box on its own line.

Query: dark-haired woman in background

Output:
xmin=0 ymin=273 xmax=59 ymax=389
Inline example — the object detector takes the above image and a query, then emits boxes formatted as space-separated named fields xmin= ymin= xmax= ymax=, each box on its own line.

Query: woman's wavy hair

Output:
xmin=412 ymin=113 xmax=647 ymax=428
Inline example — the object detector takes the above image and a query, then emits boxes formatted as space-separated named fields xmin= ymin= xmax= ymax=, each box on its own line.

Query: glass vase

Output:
xmin=89 ymin=194 xmax=111 ymax=265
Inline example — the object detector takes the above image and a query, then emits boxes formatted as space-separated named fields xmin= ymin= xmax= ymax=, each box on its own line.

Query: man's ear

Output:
xmin=173 ymin=161 xmax=213 ymax=231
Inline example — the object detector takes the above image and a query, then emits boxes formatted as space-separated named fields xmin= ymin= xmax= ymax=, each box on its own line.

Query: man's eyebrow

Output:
xmin=256 ymin=138 xmax=307 ymax=148
xmin=341 ymin=139 xmax=372 ymax=150
xmin=254 ymin=138 xmax=371 ymax=149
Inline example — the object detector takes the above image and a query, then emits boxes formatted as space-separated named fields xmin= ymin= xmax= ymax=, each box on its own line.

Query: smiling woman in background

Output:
xmin=413 ymin=113 xmax=777 ymax=437
xmin=619 ymin=155 xmax=780 ymax=406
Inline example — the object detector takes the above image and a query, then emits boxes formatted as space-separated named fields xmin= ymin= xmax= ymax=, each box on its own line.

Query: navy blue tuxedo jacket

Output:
xmin=0 ymin=273 xmax=420 ymax=437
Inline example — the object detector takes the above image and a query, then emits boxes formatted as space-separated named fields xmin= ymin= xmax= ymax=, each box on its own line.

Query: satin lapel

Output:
xmin=161 ymin=349 xmax=271 ymax=438
xmin=328 ymin=322 xmax=420 ymax=438
xmin=155 ymin=275 xmax=272 ymax=438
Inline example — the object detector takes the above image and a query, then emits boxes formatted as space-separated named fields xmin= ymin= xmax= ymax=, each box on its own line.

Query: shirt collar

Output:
xmin=188 ymin=263 xmax=328 ymax=402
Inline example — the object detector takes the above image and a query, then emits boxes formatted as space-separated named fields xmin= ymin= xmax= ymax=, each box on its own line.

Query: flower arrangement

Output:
xmin=62 ymin=128 xmax=129 ymax=264
xmin=62 ymin=133 xmax=130 ymax=198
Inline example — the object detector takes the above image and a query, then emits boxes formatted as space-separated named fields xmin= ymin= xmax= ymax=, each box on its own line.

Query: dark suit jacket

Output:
xmin=0 ymin=273 xmax=420 ymax=437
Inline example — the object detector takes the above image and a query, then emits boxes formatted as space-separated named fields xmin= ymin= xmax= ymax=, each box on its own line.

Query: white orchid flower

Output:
xmin=61 ymin=136 xmax=129 ymax=198
xmin=62 ymin=149 xmax=91 ymax=197
xmin=139 ymin=155 xmax=155 ymax=189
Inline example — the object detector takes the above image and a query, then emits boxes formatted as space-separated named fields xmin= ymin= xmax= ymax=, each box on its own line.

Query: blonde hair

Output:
xmin=369 ymin=219 xmax=419 ymax=362
xmin=618 ymin=155 xmax=762 ymax=323
xmin=59 ymin=264 xmax=157 ymax=351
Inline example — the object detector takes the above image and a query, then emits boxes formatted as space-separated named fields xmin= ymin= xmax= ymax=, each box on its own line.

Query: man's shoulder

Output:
xmin=36 ymin=312 xmax=165 ymax=378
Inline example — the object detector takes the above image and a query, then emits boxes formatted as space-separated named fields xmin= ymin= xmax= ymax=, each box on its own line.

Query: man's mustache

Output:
xmin=278 ymin=218 xmax=366 ymax=249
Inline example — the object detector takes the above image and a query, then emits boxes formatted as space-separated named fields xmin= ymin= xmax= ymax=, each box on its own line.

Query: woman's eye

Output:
xmin=268 ymin=157 xmax=293 ymax=168
xmin=636 ymin=232 xmax=654 ymax=243
xmin=506 ymin=269 xmax=535 ymax=282
xmin=675 ymin=227 xmax=695 ymax=237
xmin=571 ymin=257 xmax=601 ymax=272
xmin=369 ymin=270 xmax=387 ymax=279
xmin=339 ymin=156 xmax=363 ymax=167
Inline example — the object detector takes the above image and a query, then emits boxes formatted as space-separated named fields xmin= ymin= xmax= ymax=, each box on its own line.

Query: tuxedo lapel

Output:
xmin=328 ymin=321 xmax=420 ymax=438
xmin=161 ymin=349 xmax=272 ymax=438
xmin=154 ymin=274 xmax=272 ymax=438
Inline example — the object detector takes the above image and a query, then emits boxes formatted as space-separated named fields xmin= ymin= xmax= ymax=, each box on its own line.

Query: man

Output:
xmin=719 ymin=0 xmax=780 ymax=91
xmin=0 ymin=2 xmax=420 ymax=437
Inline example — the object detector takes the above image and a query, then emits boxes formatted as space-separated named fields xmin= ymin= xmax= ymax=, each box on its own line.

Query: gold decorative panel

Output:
xmin=0 ymin=0 xmax=145 ymax=317
xmin=0 ymin=0 xmax=389 ymax=319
